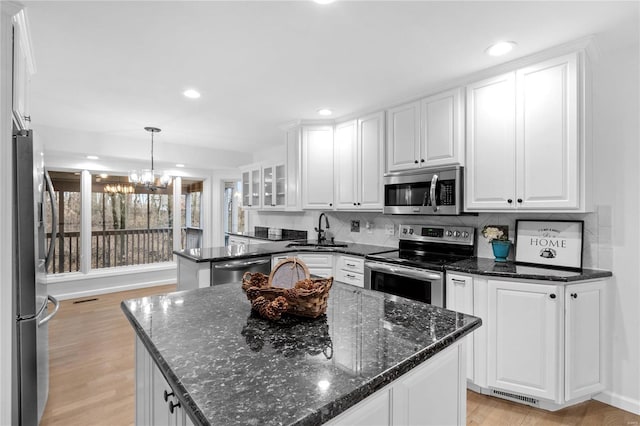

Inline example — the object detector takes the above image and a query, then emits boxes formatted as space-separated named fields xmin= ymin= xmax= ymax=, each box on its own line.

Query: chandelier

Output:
xmin=104 ymin=183 xmax=135 ymax=195
xmin=128 ymin=126 xmax=171 ymax=190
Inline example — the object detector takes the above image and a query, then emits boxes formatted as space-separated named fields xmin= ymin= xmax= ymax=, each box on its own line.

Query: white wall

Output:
xmin=589 ymin=39 xmax=640 ymax=414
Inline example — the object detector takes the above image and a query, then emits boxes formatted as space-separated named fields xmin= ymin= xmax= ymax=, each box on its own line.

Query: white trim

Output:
xmin=79 ymin=170 xmax=91 ymax=273
xmin=173 ymin=176 xmax=182 ymax=253
xmin=46 ymin=261 xmax=176 ymax=283
xmin=46 ymin=263 xmax=176 ymax=300
xmin=593 ymin=391 xmax=640 ymax=416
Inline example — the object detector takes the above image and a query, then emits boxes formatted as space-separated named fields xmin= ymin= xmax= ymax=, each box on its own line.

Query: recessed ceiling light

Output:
xmin=313 ymin=0 xmax=335 ymax=4
xmin=183 ymin=89 xmax=201 ymax=99
xmin=176 ymin=164 xmax=185 ymax=168
xmin=317 ymin=108 xmax=333 ymax=116
xmin=86 ymin=155 xmax=99 ymax=160
xmin=99 ymin=173 xmax=109 ymax=179
xmin=486 ymin=41 xmax=516 ymax=57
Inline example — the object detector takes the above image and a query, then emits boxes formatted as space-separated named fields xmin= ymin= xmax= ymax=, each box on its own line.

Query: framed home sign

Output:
xmin=515 ymin=220 xmax=584 ymax=270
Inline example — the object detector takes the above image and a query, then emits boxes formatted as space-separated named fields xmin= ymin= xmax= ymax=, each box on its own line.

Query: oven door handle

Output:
xmin=365 ymin=262 xmax=442 ymax=281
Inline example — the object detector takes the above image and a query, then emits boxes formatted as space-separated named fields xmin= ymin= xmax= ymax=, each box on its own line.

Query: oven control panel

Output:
xmin=398 ymin=224 xmax=475 ymax=245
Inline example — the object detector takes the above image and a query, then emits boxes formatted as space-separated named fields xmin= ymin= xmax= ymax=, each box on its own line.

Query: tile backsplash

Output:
xmin=250 ymin=208 xmax=607 ymax=270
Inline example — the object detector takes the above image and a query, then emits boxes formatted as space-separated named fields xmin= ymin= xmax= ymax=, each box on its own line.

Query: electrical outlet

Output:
xmin=351 ymin=220 xmax=360 ymax=232
xmin=385 ymin=224 xmax=395 ymax=235
xmin=365 ymin=221 xmax=373 ymax=234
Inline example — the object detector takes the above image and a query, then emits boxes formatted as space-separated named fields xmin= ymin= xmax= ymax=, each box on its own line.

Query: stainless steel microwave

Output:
xmin=383 ymin=166 xmax=463 ymax=215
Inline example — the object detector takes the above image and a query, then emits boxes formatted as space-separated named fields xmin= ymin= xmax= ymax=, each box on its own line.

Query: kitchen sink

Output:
xmin=286 ymin=242 xmax=348 ymax=249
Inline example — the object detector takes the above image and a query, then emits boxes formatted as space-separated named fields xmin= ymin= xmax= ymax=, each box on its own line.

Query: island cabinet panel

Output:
xmin=136 ymin=337 xmax=194 ymax=426
xmin=328 ymin=340 xmax=465 ymax=426
xmin=301 ymin=125 xmax=335 ymax=209
xmin=487 ymin=280 xmax=562 ymax=401
xmin=564 ymin=281 xmax=606 ymax=401
xmin=465 ymin=52 xmax=586 ymax=212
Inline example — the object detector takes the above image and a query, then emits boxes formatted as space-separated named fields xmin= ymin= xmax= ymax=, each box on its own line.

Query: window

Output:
xmin=91 ymin=174 xmax=174 ymax=268
xmin=47 ymin=172 xmax=81 ymax=273
xmin=180 ymin=179 xmax=203 ymax=249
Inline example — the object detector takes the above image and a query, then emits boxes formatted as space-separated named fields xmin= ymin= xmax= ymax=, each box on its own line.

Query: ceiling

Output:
xmin=24 ymin=1 xmax=639 ymax=166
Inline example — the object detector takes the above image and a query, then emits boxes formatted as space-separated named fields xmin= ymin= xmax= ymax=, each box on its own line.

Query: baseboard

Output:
xmin=593 ymin=390 xmax=640 ymax=415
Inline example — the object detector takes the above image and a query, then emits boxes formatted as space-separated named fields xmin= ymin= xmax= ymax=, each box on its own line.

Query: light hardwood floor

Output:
xmin=40 ymin=285 xmax=640 ymax=426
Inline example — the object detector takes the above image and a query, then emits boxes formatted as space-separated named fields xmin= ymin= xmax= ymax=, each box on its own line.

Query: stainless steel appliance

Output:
xmin=383 ymin=166 xmax=464 ymax=215
xmin=364 ymin=224 xmax=475 ymax=307
xmin=211 ymin=256 xmax=271 ymax=286
xmin=12 ymin=128 xmax=60 ymax=425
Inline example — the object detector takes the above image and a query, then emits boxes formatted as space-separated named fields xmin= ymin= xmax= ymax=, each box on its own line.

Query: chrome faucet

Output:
xmin=315 ymin=212 xmax=330 ymax=244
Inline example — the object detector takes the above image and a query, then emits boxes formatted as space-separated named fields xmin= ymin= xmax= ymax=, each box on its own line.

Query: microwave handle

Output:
xmin=430 ymin=174 xmax=438 ymax=212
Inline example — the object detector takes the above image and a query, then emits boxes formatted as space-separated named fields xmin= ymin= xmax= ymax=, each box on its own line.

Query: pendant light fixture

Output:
xmin=129 ymin=126 xmax=171 ymax=190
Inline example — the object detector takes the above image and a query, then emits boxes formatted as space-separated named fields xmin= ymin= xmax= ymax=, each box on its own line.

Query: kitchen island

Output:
xmin=121 ymin=281 xmax=481 ymax=425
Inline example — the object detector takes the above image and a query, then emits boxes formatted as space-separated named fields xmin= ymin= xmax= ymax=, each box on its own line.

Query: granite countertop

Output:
xmin=174 ymin=241 xmax=396 ymax=263
xmin=447 ymin=257 xmax=613 ymax=282
xmin=121 ymin=282 xmax=481 ymax=426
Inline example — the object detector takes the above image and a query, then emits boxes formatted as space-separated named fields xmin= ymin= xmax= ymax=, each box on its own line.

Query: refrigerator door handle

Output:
xmin=38 ymin=295 xmax=60 ymax=327
xmin=44 ymin=170 xmax=57 ymax=271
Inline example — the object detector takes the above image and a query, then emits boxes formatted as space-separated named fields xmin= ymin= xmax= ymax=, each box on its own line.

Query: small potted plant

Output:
xmin=482 ymin=225 xmax=511 ymax=262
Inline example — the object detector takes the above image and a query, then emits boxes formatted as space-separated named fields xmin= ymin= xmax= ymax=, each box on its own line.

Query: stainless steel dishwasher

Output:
xmin=210 ymin=256 xmax=271 ymax=285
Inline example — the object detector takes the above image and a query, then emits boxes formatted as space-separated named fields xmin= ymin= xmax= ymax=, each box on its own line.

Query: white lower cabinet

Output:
xmin=176 ymin=257 xmax=210 ymax=291
xmin=483 ymin=278 xmax=606 ymax=407
xmin=335 ymin=255 xmax=365 ymax=287
xmin=295 ymin=253 xmax=334 ymax=278
xmin=446 ymin=273 xmax=606 ymax=409
xmin=327 ymin=340 xmax=466 ymax=426
xmin=446 ymin=273 xmax=474 ymax=381
xmin=487 ymin=280 xmax=561 ymax=401
xmin=136 ymin=337 xmax=194 ymax=426
xmin=227 ymin=235 xmax=249 ymax=250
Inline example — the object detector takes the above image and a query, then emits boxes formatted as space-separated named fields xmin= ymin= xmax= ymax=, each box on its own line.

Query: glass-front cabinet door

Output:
xmin=241 ymin=166 xmax=261 ymax=209
xmin=251 ymin=169 xmax=261 ymax=208
xmin=263 ymin=166 xmax=274 ymax=207
xmin=262 ymin=164 xmax=286 ymax=210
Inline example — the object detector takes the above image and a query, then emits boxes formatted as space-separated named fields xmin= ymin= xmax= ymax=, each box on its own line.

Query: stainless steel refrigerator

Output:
xmin=12 ymin=127 xmax=59 ymax=426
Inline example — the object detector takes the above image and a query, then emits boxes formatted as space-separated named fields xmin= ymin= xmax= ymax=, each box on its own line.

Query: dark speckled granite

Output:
xmin=121 ymin=282 xmax=481 ymax=426
xmin=446 ymin=257 xmax=612 ymax=282
xmin=174 ymin=241 xmax=396 ymax=263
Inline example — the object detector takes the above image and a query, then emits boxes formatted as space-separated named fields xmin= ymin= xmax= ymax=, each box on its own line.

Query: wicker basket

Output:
xmin=241 ymin=259 xmax=333 ymax=319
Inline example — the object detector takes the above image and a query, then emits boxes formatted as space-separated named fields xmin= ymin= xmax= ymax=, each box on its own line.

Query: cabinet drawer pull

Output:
xmin=163 ymin=390 xmax=174 ymax=402
xmin=346 ymin=274 xmax=356 ymax=279
xmin=571 ymin=293 xmax=578 ymax=299
xmin=169 ymin=400 xmax=181 ymax=414
xmin=346 ymin=263 xmax=356 ymax=267
xmin=451 ymin=279 xmax=466 ymax=284
xmin=549 ymin=293 xmax=556 ymax=299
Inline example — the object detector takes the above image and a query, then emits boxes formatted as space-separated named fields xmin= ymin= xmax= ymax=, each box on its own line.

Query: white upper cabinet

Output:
xmin=334 ymin=112 xmax=385 ymax=211
xmin=466 ymin=52 xmax=587 ymax=212
xmin=301 ymin=125 xmax=334 ymax=209
xmin=386 ymin=89 xmax=464 ymax=173
xmin=285 ymin=126 xmax=302 ymax=211
xmin=241 ymin=165 xmax=261 ymax=209
xmin=420 ymin=88 xmax=465 ymax=167
xmin=12 ymin=9 xmax=35 ymax=130
xmin=386 ymin=101 xmax=421 ymax=172
xmin=262 ymin=163 xmax=286 ymax=210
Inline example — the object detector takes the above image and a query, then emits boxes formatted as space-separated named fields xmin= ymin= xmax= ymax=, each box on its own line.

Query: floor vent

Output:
xmin=491 ymin=389 xmax=539 ymax=407
xmin=73 ymin=298 xmax=98 ymax=304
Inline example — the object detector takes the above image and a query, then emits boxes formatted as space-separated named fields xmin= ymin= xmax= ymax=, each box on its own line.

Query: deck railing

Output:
xmin=47 ymin=228 xmax=175 ymax=273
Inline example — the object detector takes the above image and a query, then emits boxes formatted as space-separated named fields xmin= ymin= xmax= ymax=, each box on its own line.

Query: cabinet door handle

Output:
xmin=357 ymin=202 xmax=361 ymax=206
xmin=420 ymin=159 xmax=425 ymax=163
xmin=353 ymin=202 xmax=357 ymax=206
xmin=549 ymin=294 xmax=556 ymax=299
xmin=169 ymin=400 xmax=181 ymax=414
xmin=163 ymin=390 xmax=174 ymax=402
xmin=517 ymin=198 xmax=523 ymax=203
xmin=329 ymin=203 xmax=333 ymax=207
xmin=507 ymin=199 xmax=513 ymax=204
xmin=23 ymin=115 xmax=31 ymax=122
xmin=571 ymin=293 xmax=578 ymax=299
xmin=414 ymin=160 xmax=419 ymax=164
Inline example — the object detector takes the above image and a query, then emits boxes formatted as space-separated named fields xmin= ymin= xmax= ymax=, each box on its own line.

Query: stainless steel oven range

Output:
xmin=364 ymin=224 xmax=475 ymax=308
